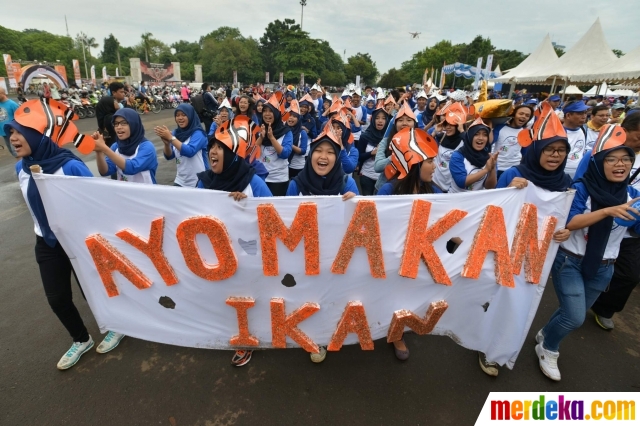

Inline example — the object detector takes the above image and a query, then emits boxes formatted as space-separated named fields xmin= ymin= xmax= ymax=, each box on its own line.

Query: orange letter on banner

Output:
xmin=510 ymin=204 xmax=558 ymax=284
xmin=176 ymin=216 xmax=237 ymax=281
xmin=386 ymin=300 xmax=449 ymax=342
xmin=399 ymin=200 xmax=467 ymax=284
xmin=328 ymin=301 xmax=374 ymax=351
xmin=85 ymin=234 xmax=153 ymax=297
xmin=331 ymin=200 xmax=385 ymax=278
xmin=226 ymin=297 xmax=259 ymax=347
xmin=270 ymin=298 xmax=320 ymax=353
xmin=462 ymin=205 xmax=515 ymax=287
xmin=257 ymin=203 xmax=319 ymax=276
xmin=116 ymin=217 xmax=179 ymax=286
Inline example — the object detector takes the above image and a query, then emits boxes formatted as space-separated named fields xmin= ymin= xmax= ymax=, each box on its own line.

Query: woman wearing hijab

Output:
xmin=535 ymin=125 xmax=640 ymax=381
xmin=7 ymin=100 xmax=121 ymax=369
xmin=362 ymin=95 xmax=375 ymax=132
xmin=258 ymin=95 xmax=293 ymax=196
xmin=417 ymin=95 xmax=438 ymax=131
xmin=377 ymin=127 xmax=440 ymax=360
xmin=298 ymin=94 xmax=318 ymax=139
xmin=357 ymin=102 xmax=390 ymax=195
xmin=432 ymin=102 xmax=467 ymax=191
xmin=208 ymin=99 xmax=234 ymax=138
xmin=255 ymin=98 xmax=265 ymax=126
xmin=94 ymin=108 xmax=158 ymax=184
xmin=373 ymin=101 xmax=418 ymax=192
xmin=155 ymin=104 xmax=208 ymax=187
xmin=197 ymin=118 xmax=272 ymax=367
xmin=284 ymin=100 xmax=309 ymax=179
xmin=286 ymin=124 xmax=358 ymax=363
xmin=491 ymin=105 xmax=533 ymax=178
xmin=448 ymin=118 xmax=498 ymax=192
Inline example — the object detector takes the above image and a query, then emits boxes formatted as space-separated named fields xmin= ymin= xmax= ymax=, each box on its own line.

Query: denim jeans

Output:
xmin=541 ymin=250 xmax=614 ymax=352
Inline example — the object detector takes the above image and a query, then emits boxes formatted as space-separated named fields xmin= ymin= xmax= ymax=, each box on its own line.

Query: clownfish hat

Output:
xmin=10 ymin=98 xmax=94 ymax=154
xmin=395 ymin=101 xmax=417 ymax=122
xmin=440 ymin=101 xmax=467 ymax=125
xmin=282 ymin=99 xmax=301 ymax=122
xmin=385 ymin=127 xmax=438 ymax=180
xmin=592 ymin=124 xmax=627 ymax=155
xmin=518 ymin=102 xmax=567 ymax=148
xmin=213 ymin=115 xmax=254 ymax=159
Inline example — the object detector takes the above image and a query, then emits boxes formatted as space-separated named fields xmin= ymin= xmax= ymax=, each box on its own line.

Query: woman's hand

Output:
xmin=371 ymin=147 xmax=378 ymax=156
xmin=154 ymin=125 xmax=172 ymax=142
xmin=604 ymin=197 xmax=640 ymax=221
xmin=342 ymin=192 xmax=356 ymax=201
xmin=91 ymin=131 xmax=108 ymax=153
xmin=552 ymin=228 xmax=571 ymax=243
xmin=229 ymin=191 xmax=247 ymax=202
xmin=267 ymin=125 xmax=275 ymax=141
xmin=485 ymin=152 xmax=499 ymax=171
xmin=508 ymin=177 xmax=528 ymax=189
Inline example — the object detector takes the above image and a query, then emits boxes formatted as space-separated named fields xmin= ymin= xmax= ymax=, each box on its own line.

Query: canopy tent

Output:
xmin=612 ymin=89 xmax=638 ymax=98
xmin=583 ymin=83 xmax=609 ymax=97
xmin=571 ymin=44 xmax=640 ymax=83
xmin=559 ymin=85 xmax=584 ymax=95
xmin=491 ymin=34 xmax=558 ymax=83
xmin=518 ymin=19 xmax=618 ymax=84
xmin=611 ymin=83 xmax=640 ymax=90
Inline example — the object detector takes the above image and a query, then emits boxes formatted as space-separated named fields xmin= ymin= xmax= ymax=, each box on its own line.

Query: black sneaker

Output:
xmin=478 ymin=352 xmax=499 ymax=376
xmin=231 ymin=350 xmax=252 ymax=367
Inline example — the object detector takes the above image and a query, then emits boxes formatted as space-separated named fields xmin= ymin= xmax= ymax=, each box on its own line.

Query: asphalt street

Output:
xmin=0 ymin=107 xmax=639 ymax=426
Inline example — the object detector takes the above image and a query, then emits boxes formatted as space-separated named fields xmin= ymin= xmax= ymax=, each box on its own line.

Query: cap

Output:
xmin=548 ymin=95 xmax=561 ymax=102
xmin=563 ymin=101 xmax=589 ymax=113
xmin=612 ymin=103 xmax=625 ymax=110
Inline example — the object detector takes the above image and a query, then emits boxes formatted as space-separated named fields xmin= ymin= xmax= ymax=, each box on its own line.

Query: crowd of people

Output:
xmin=3 ymin=78 xmax=640 ymax=384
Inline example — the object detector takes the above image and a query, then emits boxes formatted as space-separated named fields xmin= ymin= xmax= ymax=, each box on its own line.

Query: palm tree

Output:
xmin=141 ymin=32 xmax=154 ymax=62
xmin=77 ymin=32 xmax=98 ymax=57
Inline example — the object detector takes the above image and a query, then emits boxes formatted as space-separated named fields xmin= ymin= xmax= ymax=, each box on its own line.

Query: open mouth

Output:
xmin=612 ymin=168 xmax=627 ymax=178
xmin=316 ymin=160 xmax=329 ymax=170
xmin=11 ymin=142 xmax=23 ymax=152
xmin=210 ymin=156 xmax=219 ymax=168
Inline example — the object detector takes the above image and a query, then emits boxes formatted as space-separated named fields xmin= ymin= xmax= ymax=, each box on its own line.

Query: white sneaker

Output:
xmin=535 ymin=343 xmax=561 ymax=381
xmin=310 ymin=346 xmax=327 ymax=363
xmin=478 ymin=352 xmax=499 ymax=376
xmin=57 ymin=336 xmax=94 ymax=370
xmin=96 ymin=331 xmax=125 ymax=354
xmin=535 ymin=329 xmax=544 ymax=345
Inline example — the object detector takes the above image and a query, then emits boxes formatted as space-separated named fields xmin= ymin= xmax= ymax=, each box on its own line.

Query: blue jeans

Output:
xmin=542 ymin=250 xmax=614 ymax=352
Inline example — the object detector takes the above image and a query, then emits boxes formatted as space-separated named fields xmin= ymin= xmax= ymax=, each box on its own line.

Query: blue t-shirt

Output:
xmin=286 ymin=176 xmax=359 ymax=196
xmin=496 ymin=167 xmax=523 ymax=188
xmin=0 ymin=99 xmax=20 ymax=137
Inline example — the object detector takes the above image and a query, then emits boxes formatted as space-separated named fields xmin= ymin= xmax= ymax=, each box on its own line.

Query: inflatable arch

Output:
xmin=20 ymin=65 xmax=68 ymax=89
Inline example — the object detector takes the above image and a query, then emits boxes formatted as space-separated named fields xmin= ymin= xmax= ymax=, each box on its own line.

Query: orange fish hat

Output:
xmin=282 ymin=99 xmax=301 ymax=122
xmin=328 ymin=96 xmax=344 ymax=115
xmin=517 ymin=102 xmax=567 ymax=148
xmin=592 ymin=124 xmax=627 ymax=155
xmin=441 ymin=102 xmax=467 ymax=125
xmin=313 ymin=121 xmax=344 ymax=151
xmin=12 ymin=98 xmax=94 ymax=154
xmin=265 ymin=91 xmax=286 ymax=116
xmin=384 ymin=127 xmax=438 ymax=180
xmin=395 ymin=101 xmax=417 ymax=122
xmin=384 ymin=94 xmax=396 ymax=106
xmin=213 ymin=115 xmax=253 ymax=158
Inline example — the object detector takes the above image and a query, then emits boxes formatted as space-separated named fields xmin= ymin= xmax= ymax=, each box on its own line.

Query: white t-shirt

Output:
xmin=585 ymin=127 xmax=599 ymax=154
xmin=261 ymin=134 xmax=290 ymax=183
xmin=360 ymin=144 xmax=379 ymax=181
xmin=115 ymin=146 xmax=155 ymax=184
xmin=433 ymin=141 xmax=463 ymax=191
xmin=448 ymin=155 xmax=487 ymax=193
xmin=564 ymin=127 xmax=586 ymax=178
xmin=492 ymin=125 xmax=522 ymax=171
xmin=171 ymin=136 xmax=207 ymax=187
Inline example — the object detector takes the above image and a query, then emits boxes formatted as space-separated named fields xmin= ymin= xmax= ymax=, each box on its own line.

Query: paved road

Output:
xmin=1 ymin=109 xmax=639 ymax=425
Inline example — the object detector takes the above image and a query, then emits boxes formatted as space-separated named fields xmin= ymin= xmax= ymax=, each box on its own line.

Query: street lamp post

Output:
xmin=80 ymin=35 xmax=89 ymax=79
xmin=300 ymin=0 xmax=307 ymax=30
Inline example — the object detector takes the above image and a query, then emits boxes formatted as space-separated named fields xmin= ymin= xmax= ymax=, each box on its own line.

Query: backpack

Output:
xmin=191 ymin=94 xmax=205 ymax=118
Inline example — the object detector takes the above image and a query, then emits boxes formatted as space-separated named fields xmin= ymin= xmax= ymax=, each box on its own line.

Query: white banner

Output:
xmin=102 ymin=66 xmax=108 ymax=81
xmin=90 ymin=65 xmax=96 ymax=86
xmin=473 ymin=57 xmax=483 ymax=90
xmin=34 ymin=174 xmax=573 ymax=367
xmin=485 ymin=54 xmax=494 ymax=75
xmin=3 ymin=54 xmax=17 ymax=88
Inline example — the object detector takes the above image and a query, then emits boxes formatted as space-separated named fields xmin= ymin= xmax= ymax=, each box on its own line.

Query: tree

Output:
xmin=553 ymin=45 xmax=565 ymax=57
xmin=457 ymin=35 xmax=494 ymax=65
xmin=101 ymin=34 xmax=120 ymax=64
xmin=259 ymin=19 xmax=302 ymax=76
xmin=76 ymin=32 xmax=98 ymax=57
xmin=493 ymin=49 xmax=527 ymax=72
xmin=400 ymin=40 xmax=462 ymax=83
xmin=612 ymin=49 xmax=624 ymax=58
xmin=378 ymin=68 xmax=409 ymax=88
xmin=201 ymin=27 xmax=243 ymax=44
xmin=344 ymin=53 xmax=378 ymax=85
xmin=273 ymin=32 xmax=326 ymax=82
xmin=201 ymin=35 xmax=263 ymax=83
xmin=141 ymin=32 xmax=153 ymax=62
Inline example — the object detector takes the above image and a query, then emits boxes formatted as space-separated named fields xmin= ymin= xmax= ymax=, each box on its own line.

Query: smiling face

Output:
xmin=351 ymin=93 xmax=361 ymax=107
xmin=175 ymin=110 xmax=188 ymax=128
xmin=444 ymin=122 xmax=457 ymax=136
xmin=396 ymin=115 xmax=415 ymax=132
xmin=513 ymin=107 xmax=532 ymax=128
xmin=419 ymin=158 xmax=436 ymax=182
xmin=603 ymin=148 xmax=633 ymax=182
xmin=262 ymin=108 xmax=274 ymax=125
xmin=311 ymin=141 xmax=337 ymax=176
xmin=8 ymin=128 xmax=32 ymax=157
xmin=417 ymin=98 xmax=427 ymax=110
xmin=472 ymin=129 xmax=489 ymax=151
xmin=256 ymin=102 xmax=263 ymax=113
xmin=428 ymin=98 xmax=438 ymax=110
xmin=208 ymin=142 xmax=225 ymax=174
xmin=564 ymin=111 xmax=587 ymax=128
xmin=113 ymin=117 xmax=131 ymax=140
xmin=287 ymin=114 xmax=298 ymax=127
xmin=540 ymin=141 xmax=568 ymax=171
xmin=239 ymin=97 xmax=249 ymax=113
xmin=219 ymin=109 xmax=229 ymax=123
xmin=374 ymin=112 xmax=386 ymax=130
xmin=300 ymin=104 xmax=309 ymax=115
xmin=331 ymin=121 xmax=343 ymax=140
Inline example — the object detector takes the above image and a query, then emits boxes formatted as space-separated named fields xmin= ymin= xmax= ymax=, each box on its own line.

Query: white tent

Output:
xmin=613 ymin=89 xmax=638 ymax=98
xmin=560 ymin=85 xmax=584 ymax=95
xmin=491 ymin=34 xmax=558 ymax=83
xmin=518 ymin=19 xmax=618 ymax=84
xmin=571 ymin=44 xmax=640 ymax=82
xmin=583 ymin=82 xmax=610 ymax=97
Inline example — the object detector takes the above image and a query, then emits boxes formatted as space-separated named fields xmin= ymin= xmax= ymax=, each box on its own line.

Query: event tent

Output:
xmin=491 ymin=34 xmax=558 ymax=83
xmin=571 ymin=44 xmax=640 ymax=83
xmin=518 ymin=19 xmax=618 ymax=84
xmin=559 ymin=85 xmax=584 ymax=95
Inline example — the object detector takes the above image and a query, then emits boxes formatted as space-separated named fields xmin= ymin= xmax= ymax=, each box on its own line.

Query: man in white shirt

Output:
xmin=561 ymin=100 xmax=588 ymax=178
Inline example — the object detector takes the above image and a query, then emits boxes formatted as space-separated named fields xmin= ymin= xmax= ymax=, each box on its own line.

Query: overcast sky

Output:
xmin=4 ymin=0 xmax=639 ymax=74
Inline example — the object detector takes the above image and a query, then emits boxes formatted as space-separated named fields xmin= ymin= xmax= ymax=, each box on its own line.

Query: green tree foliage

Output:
xmin=101 ymin=34 xmax=120 ymax=64
xmin=378 ymin=68 xmax=409 ymax=88
xmin=400 ymin=40 xmax=462 ymax=83
xmin=612 ymin=49 xmax=624 ymax=58
xmin=344 ymin=53 xmax=378 ymax=85
xmin=259 ymin=19 xmax=301 ymax=77
xmin=201 ymin=32 xmax=263 ymax=83
xmin=457 ymin=35 xmax=494 ymax=65
xmin=273 ymin=31 xmax=326 ymax=82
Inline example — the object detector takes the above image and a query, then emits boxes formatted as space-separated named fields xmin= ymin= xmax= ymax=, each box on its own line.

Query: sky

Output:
xmin=4 ymin=0 xmax=639 ymax=75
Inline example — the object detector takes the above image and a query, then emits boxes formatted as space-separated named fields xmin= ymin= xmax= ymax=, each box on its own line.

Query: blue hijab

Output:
xmin=422 ymin=96 xmax=437 ymax=126
xmin=173 ymin=104 xmax=206 ymax=142
xmin=514 ymin=136 xmax=572 ymax=192
xmin=458 ymin=123 xmax=492 ymax=168
xmin=5 ymin=121 xmax=81 ymax=247
xmin=287 ymin=112 xmax=303 ymax=148
xmin=112 ymin=108 xmax=146 ymax=156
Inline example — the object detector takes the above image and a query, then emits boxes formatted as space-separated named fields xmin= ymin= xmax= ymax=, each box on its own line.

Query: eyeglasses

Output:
xmin=113 ymin=121 xmax=129 ymax=128
xmin=542 ymin=146 xmax=568 ymax=155
xmin=604 ymin=156 xmax=633 ymax=166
